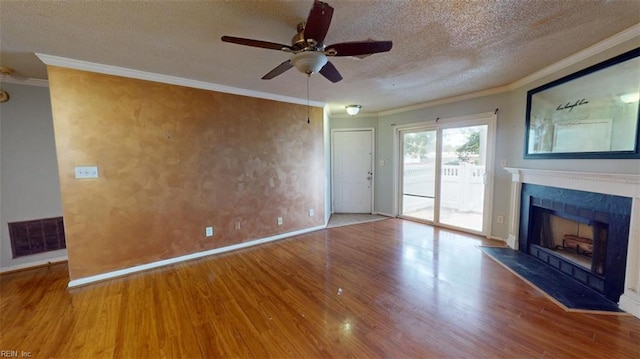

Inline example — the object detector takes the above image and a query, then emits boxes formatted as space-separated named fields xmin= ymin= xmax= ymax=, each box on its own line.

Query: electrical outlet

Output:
xmin=277 ymin=217 xmax=283 ymax=226
xmin=205 ymin=226 xmax=214 ymax=237
xmin=75 ymin=166 xmax=99 ymax=179
xmin=497 ymin=216 xmax=504 ymax=224
xmin=308 ymin=209 xmax=314 ymax=217
xmin=235 ymin=221 xmax=241 ymax=230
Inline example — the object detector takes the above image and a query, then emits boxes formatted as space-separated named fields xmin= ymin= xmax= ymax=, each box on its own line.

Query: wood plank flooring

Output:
xmin=1 ymin=219 xmax=639 ymax=358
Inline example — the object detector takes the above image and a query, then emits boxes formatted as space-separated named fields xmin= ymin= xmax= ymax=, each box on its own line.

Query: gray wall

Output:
xmin=331 ymin=37 xmax=639 ymax=240
xmin=330 ymin=115 xmax=379 ymax=130
xmin=376 ymin=93 xmax=512 ymax=237
xmin=0 ymin=83 xmax=66 ymax=270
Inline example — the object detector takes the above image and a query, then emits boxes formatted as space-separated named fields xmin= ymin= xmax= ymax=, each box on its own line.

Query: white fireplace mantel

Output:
xmin=503 ymin=167 xmax=640 ymax=318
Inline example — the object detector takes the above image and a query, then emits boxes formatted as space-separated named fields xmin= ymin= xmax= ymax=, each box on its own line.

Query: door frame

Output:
xmin=331 ymin=128 xmax=376 ymax=214
xmin=394 ymin=112 xmax=497 ymax=237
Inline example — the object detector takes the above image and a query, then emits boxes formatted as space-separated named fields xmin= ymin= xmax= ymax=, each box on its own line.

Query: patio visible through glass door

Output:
xmin=401 ymin=130 xmax=436 ymax=221
xmin=439 ymin=125 xmax=488 ymax=232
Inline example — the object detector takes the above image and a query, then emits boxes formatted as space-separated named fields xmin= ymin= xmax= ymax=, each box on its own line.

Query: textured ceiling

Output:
xmin=1 ymin=0 xmax=639 ymax=115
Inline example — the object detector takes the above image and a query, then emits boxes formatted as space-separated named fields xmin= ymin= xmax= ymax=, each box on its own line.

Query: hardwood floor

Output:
xmin=1 ymin=219 xmax=639 ymax=358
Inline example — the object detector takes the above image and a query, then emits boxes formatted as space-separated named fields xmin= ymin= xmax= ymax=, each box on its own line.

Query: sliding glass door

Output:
xmin=401 ymin=130 xmax=436 ymax=221
xmin=399 ymin=114 xmax=495 ymax=235
xmin=439 ymin=125 xmax=488 ymax=232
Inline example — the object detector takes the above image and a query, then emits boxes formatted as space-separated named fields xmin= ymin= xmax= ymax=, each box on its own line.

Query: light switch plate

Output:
xmin=75 ymin=166 xmax=99 ymax=179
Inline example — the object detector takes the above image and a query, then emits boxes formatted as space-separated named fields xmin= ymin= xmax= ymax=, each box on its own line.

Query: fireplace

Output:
xmin=534 ymin=212 xmax=607 ymax=275
xmin=504 ymin=168 xmax=640 ymax=318
xmin=519 ymin=184 xmax=631 ymax=302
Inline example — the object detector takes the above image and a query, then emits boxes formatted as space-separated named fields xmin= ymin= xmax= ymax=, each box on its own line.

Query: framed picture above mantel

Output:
xmin=524 ymin=48 xmax=640 ymax=159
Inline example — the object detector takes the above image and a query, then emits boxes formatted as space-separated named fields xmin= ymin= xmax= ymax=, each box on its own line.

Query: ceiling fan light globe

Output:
xmin=291 ymin=52 xmax=327 ymax=75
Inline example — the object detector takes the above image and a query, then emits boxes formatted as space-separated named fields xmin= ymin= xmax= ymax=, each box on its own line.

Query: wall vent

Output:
xmin=8 ymin=217 xmax=66 ymax=258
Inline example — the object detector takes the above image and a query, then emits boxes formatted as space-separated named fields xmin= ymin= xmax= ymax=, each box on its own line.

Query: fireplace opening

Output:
xmin=519 ymin=184 xmax=631 ymax=303
xmin=531 ymin=209 xmax=607 ymax=276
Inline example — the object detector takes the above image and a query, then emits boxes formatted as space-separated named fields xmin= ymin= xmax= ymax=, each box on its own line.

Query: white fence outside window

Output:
xmin=403 ymin=163 xmax=484 ymax=213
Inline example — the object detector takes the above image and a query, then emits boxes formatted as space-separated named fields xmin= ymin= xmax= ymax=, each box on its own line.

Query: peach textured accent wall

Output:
xmin=47 ymin=66 xmax=324 ymax=280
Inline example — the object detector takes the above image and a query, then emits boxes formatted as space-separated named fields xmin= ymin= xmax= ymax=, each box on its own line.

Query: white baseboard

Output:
xmin=488 ymin=236 xmax=507 ymax=242
xmin=507 ymin=234 xmax=518 ymax=249
xmin=619 ymin=292 xmax=640 ymax=319
xmin=0 ymin=256 xmax=68 ymax=274
xmin=374 ymin=212 xmax=395 ymax=218
xmin=68 ymin=225 xmax=325 ymax=288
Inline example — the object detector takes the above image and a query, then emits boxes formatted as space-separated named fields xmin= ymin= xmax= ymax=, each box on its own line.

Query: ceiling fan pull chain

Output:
xmin=307 ymin=75 xmax=310 ymax=124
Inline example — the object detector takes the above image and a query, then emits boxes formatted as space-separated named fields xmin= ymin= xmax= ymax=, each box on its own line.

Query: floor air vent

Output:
xmin=8 ymin=217 xmax=66 ymax=258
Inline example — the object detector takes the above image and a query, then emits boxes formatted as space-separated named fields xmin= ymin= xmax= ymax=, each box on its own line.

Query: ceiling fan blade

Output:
xmin=262 ymin=60 xmax=293 ymax=80
xmin=319 ymin=61 xmax=342 ymax=83
xmin=304 ymin=0 xmax=334 ymax=44
xmin=326 ymin=41 xmax=393 ymax=57
xmin=221 ymin=36 xmax=292 ymax=51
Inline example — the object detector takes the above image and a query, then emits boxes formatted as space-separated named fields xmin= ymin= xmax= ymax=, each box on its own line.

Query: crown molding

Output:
xmin=378 ymin=85 xmax=510 ymax=117
xmin=508 ymin=23 xmax=640 ymax=90
xmin=32 ymin=23 xmax=639 ymax=116
xmin=376 ymin=24 xmax=639 ymax=118
xmin=35 ymin=53 xmax=325 ymax=108
xmin=0 ymin=76 xmax=49 ymax=87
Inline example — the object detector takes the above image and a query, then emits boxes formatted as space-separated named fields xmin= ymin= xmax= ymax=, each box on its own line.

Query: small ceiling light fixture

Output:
xmin=345 ymin=104 xmax=362 ymax=116
xmin=620 ymin=92 xmax=640 ymax=104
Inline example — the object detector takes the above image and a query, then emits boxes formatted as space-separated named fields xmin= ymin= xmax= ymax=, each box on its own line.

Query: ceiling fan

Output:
xmin=221 ymin=0 xmax=392 ymax=83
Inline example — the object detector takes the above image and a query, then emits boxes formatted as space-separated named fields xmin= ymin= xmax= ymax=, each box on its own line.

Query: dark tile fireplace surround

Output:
xmin=519 ymin=184 xmax=631 ymax=302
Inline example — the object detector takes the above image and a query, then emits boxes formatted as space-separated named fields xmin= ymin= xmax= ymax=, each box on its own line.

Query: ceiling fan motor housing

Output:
xmin=292 ymin=22 xmax=323 ymax=51
xmin=292 ymin=22 xmax=308 ymax=49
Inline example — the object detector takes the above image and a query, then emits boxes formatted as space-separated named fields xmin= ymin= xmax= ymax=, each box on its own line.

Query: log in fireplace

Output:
xmin=519 ymin=183 xmax=631 ymax=302
xmin=536 ymin=211 xmax=606 ymax=276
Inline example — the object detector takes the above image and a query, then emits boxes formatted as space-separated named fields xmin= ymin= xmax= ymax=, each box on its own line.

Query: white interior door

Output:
xmin=333 ymin=130 xmax=373 ymax=213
